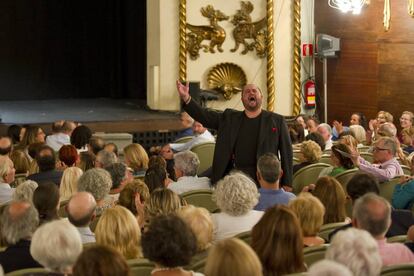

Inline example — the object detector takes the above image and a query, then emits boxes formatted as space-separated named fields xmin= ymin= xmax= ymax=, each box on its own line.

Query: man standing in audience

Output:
xmin=176 ymin=81 xmax=292 ymax=188
xmin=350 ymin=137 xmax=403 ymax=182
xmin=0 ymin=200 xmax=41 ymax=273
xmin=168 ymin=151 xmax=210 ymax=194
xmin=317 ymin=123 xmax=333 ymax=150
xmin=169 ymin=121 xmax=215 ymax=152
xmin=46 ymin=120 xmax=76 ymax=151
xmin=254 ymin=153 xmax=295 ymax=211
xmin=67 ymin=192 xmax=97 ymax=244
xmin=0 ymin=136 xmax=13 ymax=156
xmin=27 ymin=145 xmax=63 ymax=186
xmin=353 ymin=193 xmax=414 ymax=266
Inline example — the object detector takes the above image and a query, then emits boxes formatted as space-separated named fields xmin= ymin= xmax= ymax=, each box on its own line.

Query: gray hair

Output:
xmin=96 ymin=150 xmax=118 ymax=168
xmin=378 ymin=122 xmax=397 ymax=137
xmin=349 ymin=125 xmax=366 ymax=144
xmin=318 ymin=123 xmax=332 ymax=135
xmin=376 ymin=136 xmax=397 ymax=156
xmin=257 ymin=153 xmax=281 ymax=183
xmin=12 ymin=180 xmax=38 ymax=202
xmin=308 ymin=260 xmax=352 ymax=276
xmin=1 ymin=201 xmax=39 ymax=244
xmin=105 ymin=162 xmax=127 ymax=190
xmin=30 ymin=220 xmax=82 ymax=273
xmin=326 ymin=228 xmax=382 ymax=276
xmin=174 ymin=151 xmax=200 ymax=176
xmin=353 ymin=193 xmax=391 ymax=237
xmin=77 ymin=168 xmax=112 ymax=201
xmin=213 ymin=171 xmax=259 ymax=216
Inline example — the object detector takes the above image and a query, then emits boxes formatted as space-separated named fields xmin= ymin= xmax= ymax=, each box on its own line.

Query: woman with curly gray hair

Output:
xmin=212 ymin=171 xmax=263 ymax=241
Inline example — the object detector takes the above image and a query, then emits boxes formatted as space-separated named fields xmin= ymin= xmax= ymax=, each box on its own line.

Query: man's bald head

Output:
xmin=0 ymin=136 xmax=12 ymax=156
xmin=67 ymin=192 xmax=96 ymax=227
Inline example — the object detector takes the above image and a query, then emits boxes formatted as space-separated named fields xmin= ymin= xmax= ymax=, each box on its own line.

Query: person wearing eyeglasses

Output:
xmin=350 ymin=137 xmax=403 ymax=182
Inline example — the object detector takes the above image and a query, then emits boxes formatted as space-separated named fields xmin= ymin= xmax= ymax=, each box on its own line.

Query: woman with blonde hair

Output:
xmin=0 ymin=156 xmax=16 ymax=205
xmin=312 ymin=176 xmax=349 ymax=224
xmin=124 ymin=143 xmax=149 ymax=177
xmin=118 ymin=179 xmax=150 ymax=228
xmin=145 ymin=188 xmax=181 ymax=222
xmin=293 ymin=140 xmax=323 ymax=174
xmin=251 ymin=205 xmax=306 ymax=276
xmin=10 ymin=149 xmax=30 ymax=175
xmin=60 ymin=167 xmax=83 ymax=201
xmin=95 ymin=205 xmax=141 ymax=259
xmin=205 ymin=238 xmax=263 ymax=276
xmin=19 ymin=125 xmax=46 ymax=149
xmin=289 ymin=193 xmax=325 ymax=247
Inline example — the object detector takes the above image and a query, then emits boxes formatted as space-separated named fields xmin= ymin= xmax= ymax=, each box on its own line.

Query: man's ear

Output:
xmin=279 ymin=169 xmax=284 ymax=179
xmin=256 ymin=170 xmax=261 ymax=181
xmin=352 ymin=218 xmax=358 ymax=228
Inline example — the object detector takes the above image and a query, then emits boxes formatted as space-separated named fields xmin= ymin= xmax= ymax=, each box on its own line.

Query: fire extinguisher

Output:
xmin=304 ymin=80 xmax=316 ymax=108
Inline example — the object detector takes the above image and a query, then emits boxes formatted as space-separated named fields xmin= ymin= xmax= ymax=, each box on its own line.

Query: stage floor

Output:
xmin=0 ymin=98 xmax=182 ymax=134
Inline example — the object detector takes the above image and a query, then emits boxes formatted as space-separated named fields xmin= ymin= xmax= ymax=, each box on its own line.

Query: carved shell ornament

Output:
xmin=207 ymin=63 xmax=247 ymax=100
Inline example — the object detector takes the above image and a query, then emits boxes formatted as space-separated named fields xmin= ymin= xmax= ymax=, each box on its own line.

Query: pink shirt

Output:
xmin=377 ymin=239 xmax=414 ymax=266
xmin=358 ymin=157 xmax=403 ymax=182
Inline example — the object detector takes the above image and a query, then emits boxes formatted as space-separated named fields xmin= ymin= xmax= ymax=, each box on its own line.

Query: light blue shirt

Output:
xmin=254 ymin=188 xmax=296 ymax=211
xmin=0 ymin=183 xmax=14 ymax=205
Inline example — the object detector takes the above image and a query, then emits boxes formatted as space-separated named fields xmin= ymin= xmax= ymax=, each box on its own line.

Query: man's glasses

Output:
xmin=372 ymin=147 xmax=389 ymax=152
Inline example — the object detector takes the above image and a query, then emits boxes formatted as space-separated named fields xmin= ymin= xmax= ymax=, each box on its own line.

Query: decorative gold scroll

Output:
xmin=409 ymin=0 xmax=414 ymax=17
xmin=179 ymin=0 xmax=187 ymax=81
xmin=266 ymin=0 xmax=275 ymax=111
xmin=292 ymin=0 xmax=301 ymax=116
xmin=383 ymin=0 xmax=391 ymax=31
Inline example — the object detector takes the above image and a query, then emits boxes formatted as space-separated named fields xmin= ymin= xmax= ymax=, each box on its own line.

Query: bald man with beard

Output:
xmin=67 ymin=192 xmax=97 ymax=244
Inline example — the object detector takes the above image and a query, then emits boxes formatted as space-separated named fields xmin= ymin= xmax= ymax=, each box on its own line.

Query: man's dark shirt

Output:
xmin=0 ymin=239 xmax=41 ymax=273
xmin=27 ymin=170 xmax=63 ymax=186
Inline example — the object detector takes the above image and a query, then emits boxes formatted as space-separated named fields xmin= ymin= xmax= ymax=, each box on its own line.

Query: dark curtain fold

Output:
xmin=0 ymin=0 xmax=146 ymax=100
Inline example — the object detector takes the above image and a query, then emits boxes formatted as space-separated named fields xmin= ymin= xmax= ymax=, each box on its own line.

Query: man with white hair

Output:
xmin=169 ymin=121 xmax=215 ymax=152
xmin=317 ymin=123 xmax=333 ymax=150
xmin=95 ymin=150 xmax=118 ymax=169
xmin=0 ymin=201 xmax=41 ymax=273
xmin=168 ymin=151 xmax=211 ymax=194
xmin=0 ymin=155 xmax=15 ymax=205
xmin=353 ymin=193 xmax=414 ymax=266
xmin=67 ymin=192 xmax=97 ymax=244
xmin=46 ymin=120 xmax=76 ymax=151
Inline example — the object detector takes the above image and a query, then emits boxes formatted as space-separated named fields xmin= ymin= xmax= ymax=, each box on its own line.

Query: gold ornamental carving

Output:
xmin=207 ymin=63 xmax=247 ymax=100
xmin=179 ymin=0 xmax=187 ymax=81
xmin=231 ymin=1 xmax=267 ymax=58
xmin=292 ymin=0 xmax=301 ymax=116
xmin=186 ymin=5 xmax=229 ymax=60
xmin=383 ymin=0 xmax=391 ymax=31
xmin=409 ymin=0 xmax=414 ymax=17
xmin=266 ymin=0 xmax=275 ymax=111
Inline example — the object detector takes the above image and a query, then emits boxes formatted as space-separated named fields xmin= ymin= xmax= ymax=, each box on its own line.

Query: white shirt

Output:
xmin=77 ymin=226 xmax=96 ymax=244
xmin=168 ymin=176 xmax=211 ymax=194
xmin=212 ymin=210 xmax=264 ymax=241
xmin=46 ymin=133 xmax=71 ymax=151
xmin=170 ymin=130 xmax=215 ymax=152
xmin=325 ymin=136 xmax=333 ymax=150
xmin=0 ymin=183 xmax=15 ymax=205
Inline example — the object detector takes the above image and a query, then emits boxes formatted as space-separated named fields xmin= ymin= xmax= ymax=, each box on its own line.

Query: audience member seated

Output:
xmin=160 ymin=144 xmax=176 ymax=181
xmin=118 ymin=179 xmax=150 ymax=228
xmin=251 ymin=205 xmax=306 ymax=275
xmin=305 ymin=132 xmax=326 ymax=151
xmin=145 ymin=166 xmax=168 ymax=193
xmin=12 ymin=180 xmax=38 ymax=202
xmin=0 ymin=156 xmax=15 ymax=205
xmin=392 ymin=176 xmax=414 ymax=209
xmin=308 ymin=260 xmax=352 ymax=276
xmin=211 ymin=172 xmax=263 ymax=241
xmin=46 ymin=120 xmax=76 ymax=151
xmin=295 ymin=114 xmax=309 ymax=135
xmin=30 ymin=219 xmax=82 ymax=275
xmin=317 ymin=123 xmax=333 ymax=150
xmin=28 ymin=145 xmax=63 ymax=186
xmin=169 ymin=121 xmax=215 ymax=152
xmin=312 ymin=176 xmax=349 ymax=224
xmin=95 ymin=150 xmax=118 ymax=169
xmin=399 ymin=111 xmax=413 ymax=141
xmin=58 ymin=144 xmax=79 ymax=169
xmin=254 ymin=153 xmax=295 ymax=211
xmin=175 ymin=111 xmax=195 ymax=140
xmin=27 ymin=142 xmax=44 ymax=167
xmin=306 ymin=116 xmax=319 ymax=134
xmin=104 ymin=142 xmax=118 ymax=157
xmin=350 ymin=137 xmax=403 ymax=182
xmin=18 ymin=125 xmax=46 ymax=150
xmin=353 ymin=193 xmax=414 ymax=266
xmin=10 ymin=149 xmax=30 ymax=176
xmin=70 ymin=125 xmax=92 ymax=153
xmin=89 ymin=136 xmax=106 ymax=155
xmin=95 ymin=205 xmax=141 ymax=259
xmin=77 ymin=168 xmax=114 ymax=215
xmin=350 ymin=112 xmax=368 ymax=129
xmin=289 ymin=121 xmax=305 ymax=147
xmin=205 ymin=238 xmax=263 ymax=276
xmin=319 ymin=143 xmax=354 ymax=177
xmin=349 ymin=125 xmax=367 ymax=146
xmin=142 ymin=214 xmax=202 ymax=276
xmin=293 ymin=140 xmax=322 ymax=175
xmin=289 ymin=193 xmax=325 ymax=246
xmin=73 ymin=245 xmax=130 ymax=276
xmin=168 ymin=151 xmax=210 ymax=194
xmin=124 ymin=143 xmax=149 ymax=177
xmin=33 ymin=182 xmax=60 ymax=225
xmin=338 ymin=134 xmax=358 ymax=152
xmin=0 ymin=201 xmax=41 ymax=273
xmin=59 ymin=167 xmax=83 ymax=201
xmin=105 ymin=162 xmax=132 ymax=202
xmin=367 ymin=111 xmax=394 ymax=145
xmin=0 ymin=136 xmax=13 ymax=156
xmin=326 ymin=228 xmax=382 ymax=276
xmin=7 ymin=124 xmax=23 ymax=145
xmin=78 ymin=151 xmax=96 ymax=172
xmin=401 ymin=126 xmax=414 ymax=154
xmin=67 ymin=192 xmax=96 ymax=244
xmin=145 ymin=188 xmax=181 ymax=223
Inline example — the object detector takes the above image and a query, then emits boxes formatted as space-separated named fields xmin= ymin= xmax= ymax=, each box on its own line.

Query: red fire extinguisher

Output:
xmin=304 ymin=80 xmax=316 ymax=108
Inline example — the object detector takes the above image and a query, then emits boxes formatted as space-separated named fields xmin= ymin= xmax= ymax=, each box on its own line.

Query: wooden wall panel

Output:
xmin=315 ymin=0 xmax=414 ymax=126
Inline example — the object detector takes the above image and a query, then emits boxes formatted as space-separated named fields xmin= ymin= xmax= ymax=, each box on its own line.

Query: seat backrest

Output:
xmin=58 ymin=199 xmax=70 ymax=218
xmin=380 ymin=263 xmax=414 ymax=276
xmin=174 ymin=136 xmax=194 ymax=143
xmin=181 ymin=189 xmax=218 ymax=213
xmin=379 ymin=177 xmax=401 ymax=203
xmin=401 ymin=165 xmax=411 ymax=176
xmin=293 ymin=157 xmax=300 ymax=165
xmin=293 ymin=150 xmax=302 ymax=160
xmin=190 ymin=142 xmax=215 ymax=175
xmin=334 ymin=168 xmax=359 ymax=190
xmin=292 ymin=163 xmax=331 ymax=194
xmin=235 ymin=230 xmax=252 ymax=245
xmin=303 ymin=244 xmax=329 ymax=267
xmin=127 ymin=258 xmax=155 ymax=276
xmin=90 ymin=214 xmax=102 ymax=233
xmin=318 ymin=222 xmax=349 ymax=242
xmin=360 ymin=152 xmax=374 ymax=163
xmin=358 ymin=146 xmax=371 ymax=152
xmin=11 ymin=173 xmax=27 ymax=188
xmin=5 ymin=267 xmax=49 ymax=276
xmin=387 ymin=235 xmax=407 ymax=243
xmin=319 ymin=154 xmax=333 ymax=165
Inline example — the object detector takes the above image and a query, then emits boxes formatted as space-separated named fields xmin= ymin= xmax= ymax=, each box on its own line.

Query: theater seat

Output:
xmin=5 ymin=268 xmax=49 ymax=276
xmin=303 ymin=244 xmax=329 ymax=267
xmin=174 ymin=136 xmax=194 ymax=143
xmin=387 ymin=235 xmax=407 ymax=243
xmin=318 ymin=222 xmax=349 ymax=242
xmin=379 ymin=177 xmax=401 ymax=203
xmin=181 ymin=189 xmax=218 ymax=213
xmin=292 ymin=163 xmax=331 ymax=194
xmin=380 ymin=263 xmax=414 ymax=276
xmin=190 ymin=142 xmax=215 ymax=175
xmin=127 ymin=258 xmax=155 ymax=276
xmin=235 ymin=230 xmax=252 ymax=245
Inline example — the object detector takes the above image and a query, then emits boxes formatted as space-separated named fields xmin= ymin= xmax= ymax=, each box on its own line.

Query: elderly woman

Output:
xmin=289 ymin=193 xmax=325 ymax=247
xmin=77 ymin=168 xmax=114 ymax=215
xmin=123 ymin=143 xmax=149 ymax=177
xmin=95 ymin=205 xmax=141 ymax=259
xmin=401 ymin=126 xmax=414 ymax=153
xmin=30 ymin=220 xmax=82 ymax=275
xmin=0 ymin=156 xmax=16 ymax=205
xmin=60 ymin=167 xmax=83 ymax=201
xmin=293 ymin=140 xmax=323 ymax=174
xmin=399 ymin=111 xmax=414 ymax=137
xmin=211 ymin=172 xmax=263 ymax=241
xmin=118 ymin=179 xmax=150 ymax=228
xmin=12 ymin=180 xmax=38 ymax=202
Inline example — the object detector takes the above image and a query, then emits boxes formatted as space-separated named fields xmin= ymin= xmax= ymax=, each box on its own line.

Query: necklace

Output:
xmin=151 ymin=267 xmax=183 ymax=275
